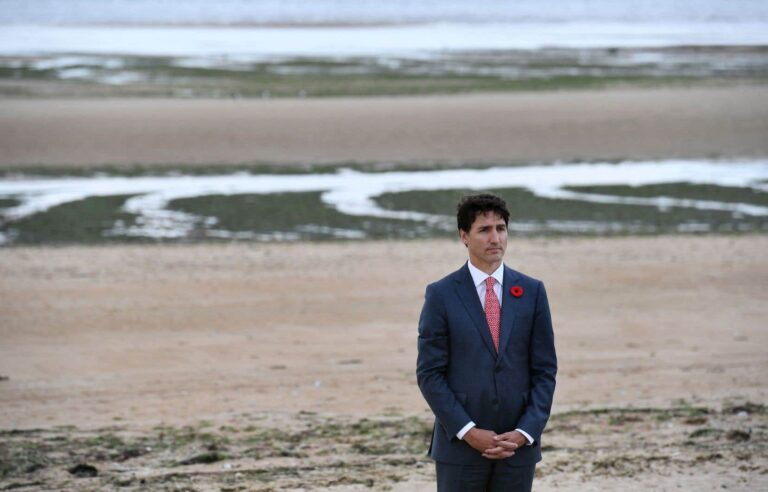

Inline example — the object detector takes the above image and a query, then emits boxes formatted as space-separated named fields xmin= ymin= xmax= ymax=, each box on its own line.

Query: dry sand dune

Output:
xmin=1 ymin=236 xmax=766 ymax=490
xmin=1 ymin=86 xmax=768 ymax=166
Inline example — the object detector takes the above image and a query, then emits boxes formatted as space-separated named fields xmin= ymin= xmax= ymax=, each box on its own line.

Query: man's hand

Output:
xmin=463 ymin=427 xmax=498 ymax=454
xmin=481 ymin=430 xmax=527 ymax=460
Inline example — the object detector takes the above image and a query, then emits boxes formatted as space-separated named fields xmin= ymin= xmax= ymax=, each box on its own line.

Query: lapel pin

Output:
xmin=510 ymin=286 xmax=524 ymax=298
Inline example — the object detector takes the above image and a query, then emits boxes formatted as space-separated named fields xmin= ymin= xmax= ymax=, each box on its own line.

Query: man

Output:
xmin=416 ymin=193 xmax=557 ymax=491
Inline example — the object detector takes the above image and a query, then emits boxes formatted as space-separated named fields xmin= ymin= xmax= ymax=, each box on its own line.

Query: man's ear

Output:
xmin=459 ymin=230 xmax=468 ymax=247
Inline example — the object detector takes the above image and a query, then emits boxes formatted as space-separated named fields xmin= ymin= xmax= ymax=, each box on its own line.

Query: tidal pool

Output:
xmin=0 ymin=160 xmax=766 ymax=244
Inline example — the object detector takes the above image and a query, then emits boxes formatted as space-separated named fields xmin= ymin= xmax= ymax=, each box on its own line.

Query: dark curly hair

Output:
xmin=456 ymin=193 xmax=510 ymax=233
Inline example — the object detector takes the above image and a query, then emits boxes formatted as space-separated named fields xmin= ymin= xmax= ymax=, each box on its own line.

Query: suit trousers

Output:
xmin=435 ymin=461 xmax=535 ymax=492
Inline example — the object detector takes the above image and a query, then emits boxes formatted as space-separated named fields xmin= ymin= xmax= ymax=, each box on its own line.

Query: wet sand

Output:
xmin=0 ymin=236 xmax=766 ymax=490
xmin=2 ymin=86 xmax=768 ymax=167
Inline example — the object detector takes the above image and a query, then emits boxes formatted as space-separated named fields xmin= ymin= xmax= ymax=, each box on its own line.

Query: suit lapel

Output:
xmin=498 ymin=266 xmax=522 ymax=356
xmin=453 ymin=264 xmax=497 ymax=359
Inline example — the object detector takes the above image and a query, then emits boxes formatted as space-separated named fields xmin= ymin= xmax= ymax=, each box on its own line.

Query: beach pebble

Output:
xmin=726 ymin=429 xmax=750 ymax=441
xmin=68 ymin=463 xmax=98 ymax=477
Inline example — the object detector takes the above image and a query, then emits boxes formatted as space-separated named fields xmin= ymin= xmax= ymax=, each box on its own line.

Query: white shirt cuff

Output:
xmin=457 ymin=421 xmax=476 ymax=440
xmin=515 ymin=428 xmax=534 ymax=445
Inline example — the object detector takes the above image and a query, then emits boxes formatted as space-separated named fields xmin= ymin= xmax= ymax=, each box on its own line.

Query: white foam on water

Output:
xmin=25 ymin=55 xmax=124 ymax=69
xmin=295 ymin=225 xmax=367 ymax=239
xmin=97 ymin=71 xmax=144 ymax=85
xmin=56 ymin=67 xmax=95 ymax=79
xmin=1 ymin=160 xmax=767 ymax=240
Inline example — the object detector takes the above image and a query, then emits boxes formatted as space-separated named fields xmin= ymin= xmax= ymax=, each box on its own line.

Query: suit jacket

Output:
xmin=416 ymin=262 xmax=557 ymax=466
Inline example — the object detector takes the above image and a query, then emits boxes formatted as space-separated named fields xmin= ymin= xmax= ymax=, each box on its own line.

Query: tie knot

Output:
xmin=485 ymin=277 xmax=495 ymax=288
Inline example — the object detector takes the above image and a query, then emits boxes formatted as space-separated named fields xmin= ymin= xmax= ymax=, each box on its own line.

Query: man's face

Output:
xmin=460 ymin=211 xmax=508 ymax=271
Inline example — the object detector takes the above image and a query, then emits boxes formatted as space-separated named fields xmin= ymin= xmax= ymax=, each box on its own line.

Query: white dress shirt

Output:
xmin=456 ymin=260 xmax=535 ymax=446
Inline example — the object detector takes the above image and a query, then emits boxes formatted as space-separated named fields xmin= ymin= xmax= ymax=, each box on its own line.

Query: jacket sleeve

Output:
xmin=516 ymin=280 xmax=557 ymax=442
xmin=416 ymin=283 xmax=472 ymax=439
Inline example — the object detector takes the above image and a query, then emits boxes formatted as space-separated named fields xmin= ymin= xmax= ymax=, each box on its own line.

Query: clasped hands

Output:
xmin=464 ymin=428 xmax=527 ymax=460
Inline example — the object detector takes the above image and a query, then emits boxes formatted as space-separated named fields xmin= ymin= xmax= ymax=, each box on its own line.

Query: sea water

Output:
xmin=1 ymin=0 xmax=768 ymax=57
xmin=1 ymin=160 xmax=766 ymax=241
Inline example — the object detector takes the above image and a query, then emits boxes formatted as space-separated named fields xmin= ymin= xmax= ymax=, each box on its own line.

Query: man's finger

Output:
xmin=482 ymin=451 xmax=515 ymax=459
xmin=482 ymin=446 xmax=516 ymax=456
xmin=493 ymin=440 xmax=518 ymax=450
xmin=494 ymin=432 xmax=518 ymax=441
xmin=483 ymin=446 xmax=505 ymax=454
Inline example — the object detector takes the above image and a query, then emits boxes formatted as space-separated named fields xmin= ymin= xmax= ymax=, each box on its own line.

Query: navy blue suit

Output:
xmin=417 ymin=263 xmax=557 ymax=467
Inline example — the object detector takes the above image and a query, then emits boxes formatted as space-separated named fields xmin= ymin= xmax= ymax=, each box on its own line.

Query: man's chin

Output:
xmin=484 ymin=252 xmax=504 ymax=262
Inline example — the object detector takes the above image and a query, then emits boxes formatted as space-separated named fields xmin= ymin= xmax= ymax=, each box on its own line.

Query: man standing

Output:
xmin=417 ymin=194 xmax=557 ymax=491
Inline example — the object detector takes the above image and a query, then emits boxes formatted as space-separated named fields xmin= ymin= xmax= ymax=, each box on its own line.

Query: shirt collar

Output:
xmin=467 ymin=259 xmax=505 ymax=288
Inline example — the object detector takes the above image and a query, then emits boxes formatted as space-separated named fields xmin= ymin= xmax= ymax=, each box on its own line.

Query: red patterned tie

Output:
xmin=484 ymin=277 xmax=501 ymax=352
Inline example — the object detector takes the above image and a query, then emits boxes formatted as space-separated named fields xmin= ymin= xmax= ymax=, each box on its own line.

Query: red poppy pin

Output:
xmin=510 ymin=286 xmax=524 ymax=298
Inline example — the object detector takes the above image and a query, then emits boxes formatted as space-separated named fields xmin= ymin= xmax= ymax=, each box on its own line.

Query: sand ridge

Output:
xmin=2 ymin=86 xmax=768 ymax=166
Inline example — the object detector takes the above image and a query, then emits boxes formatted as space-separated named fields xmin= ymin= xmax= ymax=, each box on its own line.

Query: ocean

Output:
xmin=2 ymin=0 xmax=768 ymax=26
xmin=1 ymin=0 xmax=767 ymax=57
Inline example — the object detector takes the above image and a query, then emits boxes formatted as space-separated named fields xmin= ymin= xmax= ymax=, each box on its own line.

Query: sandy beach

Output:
xmin=2 ymin=86 xmax=768 ymax=167
xmin=2 ymin=71 xmax=767 ymax=492
xmin=2 ymin=1 xmax=767 ymax=488
xmin=1 ymin=236 xmax=766 ymax=490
